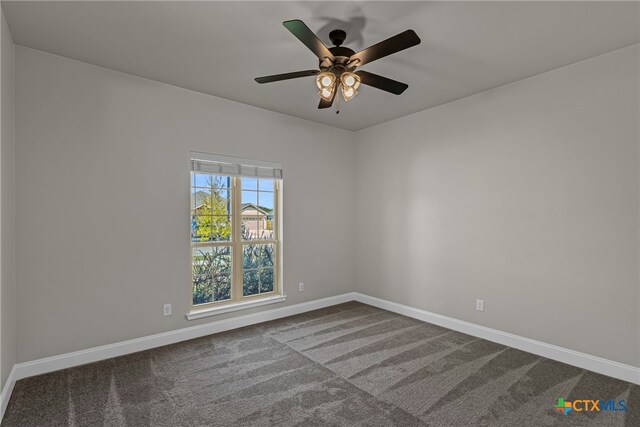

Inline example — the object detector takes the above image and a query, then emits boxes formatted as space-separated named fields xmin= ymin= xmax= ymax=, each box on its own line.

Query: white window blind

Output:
xmin=190 ymin=152 xmax=283 ymax=179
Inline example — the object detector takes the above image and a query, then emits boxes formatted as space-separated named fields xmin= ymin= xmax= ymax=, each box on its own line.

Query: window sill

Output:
xmin=186 ymin=295 xmax=287 ymax=320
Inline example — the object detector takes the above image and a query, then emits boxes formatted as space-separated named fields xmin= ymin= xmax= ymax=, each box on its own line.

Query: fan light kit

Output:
xmin=256 ymin=20 xmax=421 ymax=112
xmin=316 ymin=72 xmax=336 ymax=101
xmin=315 ymin=71 xmax=361 ymax=102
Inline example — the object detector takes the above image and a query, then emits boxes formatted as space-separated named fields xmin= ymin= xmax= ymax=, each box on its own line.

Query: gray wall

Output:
xmin=15 ymin=47 xmax=355 ymax=362
xmin=355 ymin=45 xmax=640 ymax=367
xmin=1 ymin=10 xmax=15 ymax=389
xmin=12 ymin=42 xmax=640 ymax=369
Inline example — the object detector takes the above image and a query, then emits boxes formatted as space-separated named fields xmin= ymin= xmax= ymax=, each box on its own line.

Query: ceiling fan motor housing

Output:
xmin=317 ymin=29 xmax=354 ymax=70
xmin=320 ymin=30 xmax=356 ymax=71
xmin=329 ymin=29 xmax=347 ymax=46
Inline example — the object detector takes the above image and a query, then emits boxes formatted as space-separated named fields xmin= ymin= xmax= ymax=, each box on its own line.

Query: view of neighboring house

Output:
xmin=240 ymin=203 xmax=274 ymax=239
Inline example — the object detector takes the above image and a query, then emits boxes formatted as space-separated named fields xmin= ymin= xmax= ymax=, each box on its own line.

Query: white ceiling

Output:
xmin=3 ymin=1 xmax=639 ymax=131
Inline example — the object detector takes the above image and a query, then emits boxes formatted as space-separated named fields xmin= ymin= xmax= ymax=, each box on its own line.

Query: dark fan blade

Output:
xmin=255 ymin=70 xmax=319 ymax=84
xmin=349 ymin=30 xmax=420 ymax=67
xmin=355 ymin=70 xmax=408 ymax=95
xmin=283 ymin=20 xmax=335 ymax=62
xmin=318 ymin=90 xmax=337 ymax=109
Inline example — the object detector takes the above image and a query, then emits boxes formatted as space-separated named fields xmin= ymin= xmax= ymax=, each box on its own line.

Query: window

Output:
xmin=190 ymin=153 xmax=282 ymax=314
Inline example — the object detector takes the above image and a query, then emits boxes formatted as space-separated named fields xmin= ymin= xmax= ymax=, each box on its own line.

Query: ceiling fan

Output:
xmin=255 ymin=20 xmax=421 ymax=110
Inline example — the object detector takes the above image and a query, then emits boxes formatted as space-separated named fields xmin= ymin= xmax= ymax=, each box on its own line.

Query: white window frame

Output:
xmin=187 ymin=153 xmax=285 ymax=320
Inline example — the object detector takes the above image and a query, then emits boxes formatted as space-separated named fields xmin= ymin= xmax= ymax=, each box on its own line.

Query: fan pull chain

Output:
xmin=335 ymin=86 xmax=340 ymax=114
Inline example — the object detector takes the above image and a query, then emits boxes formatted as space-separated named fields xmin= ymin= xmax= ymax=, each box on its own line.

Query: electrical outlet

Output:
xmin=298 ymin=282 xmax=304 ymax=292
xmin=163 ymin=303 xmax=172 ymax=316
xmin=476 ymin=299 xmax=484 ymax=312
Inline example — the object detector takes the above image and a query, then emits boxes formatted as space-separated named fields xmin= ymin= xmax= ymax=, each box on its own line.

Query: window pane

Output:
xmin=242 ymin=190 xmax=271 ymax=241
xmin=258 ymin=214 xmax=274 ymax=240
xmin=243 ymin=244 xmax=275 ymax=269
xmin=192 ymin=216 xmax=231 ymax=241
xmin=241 ymin=219 xmax=258 ymax=240
xmin=213 ymin=189 xmax=231 ymax=212
xmin=257 ymin=179 xmax=275 ymax=192
xmin=212 ymin=246 xmax=232 ymax=273
xmin=242 ymin=190 xmax=258 ymax=205
xmin=243 ymin=244 xmax=258 ymax=269
xmin=218 ymin=190 xmax=232 ymax=212
xmin=192 ymin=275 xmax=212 ymax=305
xmin=192 ymin=247 xmax=213 ymax=276
xmin=213 ymin=273 xmax=232 ymax=301
xmin=256 ymin=190 xmax=274 ymax=240
xmin=260 ymin=244 xmax=275 ymax=267
xmin=192 ymin=173 xmax=211 ymax=187
xmin=243 ymin=270 xmax=259 ymax=296
xmin=192 ymin=246 xmax=231 ymax=276
xmin=191 ymin=216 xmax=211 ymax=242
xmin=260 ymin=268 xmax=274 ymax=293
xmin=194 ymin=190 xmax=231 ymax=216
xmin=258 ymin=191 xmax=275 ymax=212
xmin=191 ymin=188 xmax=211 ymax=215
xmin=192 ymin=173 xmax=232 ymax=245
xmin=242 ymin=177 xmax=258 ymax=190
xmin=191 ymin=188 xmax=209 ymax=210
xmin=208 ymin=175 xmax=231 ymax=189
xmin=211 ymin=216 xmax=232 ymax=241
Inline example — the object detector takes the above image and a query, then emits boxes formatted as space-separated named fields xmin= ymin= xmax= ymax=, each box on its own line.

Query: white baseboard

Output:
xmin=353 ymin=292 xmax=640 ymax=385
xmin=10 ymin=292 xmax=356 ymax=383
xmin=2 ymin=290 xmax=638 ymax=423
xmin=0 ymin=366 xmax=17 ymax=421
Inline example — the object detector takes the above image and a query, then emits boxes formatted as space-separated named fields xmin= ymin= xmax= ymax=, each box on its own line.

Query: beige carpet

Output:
xmin=3 ymin=302 xmax=638 ymax=426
